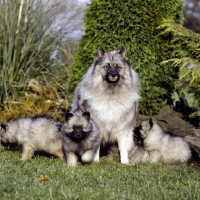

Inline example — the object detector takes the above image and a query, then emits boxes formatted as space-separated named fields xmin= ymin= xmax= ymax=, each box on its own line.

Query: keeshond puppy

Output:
xmin=0 ymin=115 xmax=64 ymax=160
xmin=72 ymin=47 xmax=140 ymax=164
xmin=139 ymin=118 xmax=192 ymax=164
xmin=61 ymin=111 xmax=100 ymax=167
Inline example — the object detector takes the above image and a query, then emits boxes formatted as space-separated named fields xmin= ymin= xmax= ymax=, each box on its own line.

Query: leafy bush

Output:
xmin=0 ymin=0 xmax=69 ymax=112
xmin=67 ymin=0 xmax=184 ymax=115
xmin=159 ymin=20 xmax=200 ymax=97
xmin=158 ymin=20 xmax=200 ymax=126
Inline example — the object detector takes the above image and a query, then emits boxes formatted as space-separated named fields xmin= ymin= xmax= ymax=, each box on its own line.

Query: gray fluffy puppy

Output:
xmin=139 ymin=118 xmax=192 ymax=164
xmin=0 ymin=115 xmax=64 ymax=160
xmin=61 ymin=111 xmax=100 ymax=167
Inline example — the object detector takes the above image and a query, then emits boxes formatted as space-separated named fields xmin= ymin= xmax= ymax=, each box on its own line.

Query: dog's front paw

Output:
xmin=67 ymin=152 xmax=78 ymax=167
xmin=67 ymin=162 xmax=77 ymax=167
xmin=121 ymin=161 xmax=130 ymax=165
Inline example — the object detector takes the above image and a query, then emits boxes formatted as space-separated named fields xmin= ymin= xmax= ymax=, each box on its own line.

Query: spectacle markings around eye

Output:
xmin=73 ymin=125 xmax=83 ymax=129
xmin=116 ymin=64 xmax=121 ymax=69
xmin=104 ymin=63 xmax=110 ymax=69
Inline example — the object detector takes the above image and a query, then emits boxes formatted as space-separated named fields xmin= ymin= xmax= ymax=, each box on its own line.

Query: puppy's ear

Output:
xmin=0 ymin=123 xmax=7 ymax=131
xmin=97 ymin=47 xmax=106 ymax=60
xmin=149 ymin=118 xmax=154 ymax=128
xmin=119 ymin=47 xmax=128 ymax=59
xmin=65 ymin=113 xmax=74 ymax=121
xmin=82 ymin=112 xmax=90 ymax=120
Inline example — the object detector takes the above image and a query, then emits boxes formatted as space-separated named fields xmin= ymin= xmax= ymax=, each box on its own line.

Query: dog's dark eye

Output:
xmin=104 ymin=64 xmax=110 ymax=69
xmin=116 ymin=64 xmax=121 ymax=69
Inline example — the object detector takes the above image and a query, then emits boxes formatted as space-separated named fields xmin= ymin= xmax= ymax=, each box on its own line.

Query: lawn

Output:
xmin=0 ymin=146 xmax=200 ymax=200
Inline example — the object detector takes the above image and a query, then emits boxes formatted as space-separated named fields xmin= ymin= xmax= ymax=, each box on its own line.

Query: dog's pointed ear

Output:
xmin=119 ymin=47 xmax=128 ymax=59
xmin=0 ymin=123 xmax=7 ymax=131
xmin=97 ymin=47 xmax=105 ymax=60
xmin=149 ymin=118 xmax=154 ymax=128
xmin=65 ymin=113 xmax=74 ymax=121
xmin=82 ymin=112 xmax=90 ymax=120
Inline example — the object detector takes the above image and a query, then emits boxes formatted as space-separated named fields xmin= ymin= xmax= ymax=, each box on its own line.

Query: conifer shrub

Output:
xmin=158 ymin=20 xmax=200 ymax=126
xmin=67 ymin=0 xmax=184 ymax=115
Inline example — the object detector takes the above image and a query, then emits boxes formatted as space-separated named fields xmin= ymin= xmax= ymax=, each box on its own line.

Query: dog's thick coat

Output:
xmin=129 ymin=144 xmax=149 ymax=164
xmin=72 ymin=47 xmax=140 ymax=164
xmin=139 ymin=118 xmax=191 ymax=164
xmin=61 ymin=111 xmax=100 ymax=167
xmin=0 ymin=115 xmax=64 ymax=160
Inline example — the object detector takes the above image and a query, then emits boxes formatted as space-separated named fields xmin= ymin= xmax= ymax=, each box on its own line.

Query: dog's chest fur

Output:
xmin=82 ymin=88 xmax=136 ymax=133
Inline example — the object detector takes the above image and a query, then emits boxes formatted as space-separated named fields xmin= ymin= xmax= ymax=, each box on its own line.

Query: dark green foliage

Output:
xmin=67 ymin=0 xmax=184 ymax=115
xmin=158 ymin=20 xmax=200 ymax=125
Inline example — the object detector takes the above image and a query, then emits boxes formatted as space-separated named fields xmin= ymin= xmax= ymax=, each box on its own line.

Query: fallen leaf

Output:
xmin=36 ymin=176 xmax=48 ymax=182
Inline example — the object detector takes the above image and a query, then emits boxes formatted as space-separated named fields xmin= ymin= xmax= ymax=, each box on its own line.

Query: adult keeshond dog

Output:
xmin=139 ymin=118 xmax=192 ymax=164
xmin=0 ymin=115 xmax=64 ymax=160
xmin=61 ymin=111 xmax=100 ymax=167
xmin=72 ymin=47 xmax=140 ymax=164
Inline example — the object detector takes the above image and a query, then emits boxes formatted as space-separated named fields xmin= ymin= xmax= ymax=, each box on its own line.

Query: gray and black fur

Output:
xmin=0 ymin=115 xmax=64 ymax=160
xmin=71 ymin=47 xmax=140 ymax=164
xmin=128 ymin=143 xmax=149 ymax=165
xmin=139 ymin=118 xmax=192 ymax=164
xmin=61 ymin=111 xmax=100 ymax=167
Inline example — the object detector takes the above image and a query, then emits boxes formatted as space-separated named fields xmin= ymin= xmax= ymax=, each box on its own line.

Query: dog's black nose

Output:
xmin=110 ymin=71 xmax=118 ymax=77
xmin=76 ymin=131 xmax=81 ymax=137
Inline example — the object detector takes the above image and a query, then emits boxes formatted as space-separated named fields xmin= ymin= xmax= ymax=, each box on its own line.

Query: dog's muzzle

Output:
xmin=105 ymin=68 xmax=120 ymax=83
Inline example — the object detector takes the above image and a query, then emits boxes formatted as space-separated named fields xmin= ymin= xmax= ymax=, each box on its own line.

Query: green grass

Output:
xmin=0 ymin=146 xmax=200 ymax=200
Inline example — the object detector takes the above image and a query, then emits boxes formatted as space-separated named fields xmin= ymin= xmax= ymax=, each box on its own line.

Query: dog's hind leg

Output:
xmin=81 ymin=150 xmax=94 ymax=163
xmin=21 ymin=143 xmax=35 ymax=160
xmin=54 ymin=149 xmax=64 ymax=159
xmin=149 ymin=150 xmax=162 ymax=163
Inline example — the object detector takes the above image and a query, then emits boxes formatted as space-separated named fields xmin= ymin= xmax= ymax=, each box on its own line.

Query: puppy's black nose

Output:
xmin=76 ymin=131 xmax=81 ymax=137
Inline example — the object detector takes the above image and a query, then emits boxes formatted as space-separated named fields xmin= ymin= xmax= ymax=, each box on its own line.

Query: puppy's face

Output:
xmin=69 ymin=125 xmax=87 ymax=142
xmin=62 ymin=112 xmax=91 ymax=142
xmin=139 ymin=118 xmax=154 ymax=138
